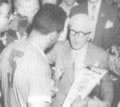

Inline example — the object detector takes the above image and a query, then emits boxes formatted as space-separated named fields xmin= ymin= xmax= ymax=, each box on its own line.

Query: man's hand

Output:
xmin=88 ymin=96 xmax=110 ymax=107
xmin=72 ymin=97 xmax=89 ymax=107
xmin=108 ymin=45 xmax=120 ymax=75
xmin=109 ymin=45 xmax=120 ymax=57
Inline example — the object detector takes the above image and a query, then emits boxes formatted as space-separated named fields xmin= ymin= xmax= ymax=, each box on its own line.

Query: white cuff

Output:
xmin=28 ymin=96 xmax=51 ymax=103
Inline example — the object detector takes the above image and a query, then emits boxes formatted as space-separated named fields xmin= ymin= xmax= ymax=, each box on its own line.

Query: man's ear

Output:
xmin=49 ymin=31 xmax=58 ymax=41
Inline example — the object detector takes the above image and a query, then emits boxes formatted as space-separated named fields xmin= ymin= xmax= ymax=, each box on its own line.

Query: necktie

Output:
xmin=92 ymin=5 xmax=96 ymax=20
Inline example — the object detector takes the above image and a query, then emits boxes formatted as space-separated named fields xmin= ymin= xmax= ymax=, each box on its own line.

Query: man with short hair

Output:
xmin=0 ymin=1 xmax=9 ymax=51
xmin=70 ymin=0 xmax=119 ymax=50
xmin=14 ymin=0 xmax=40 ymax=24
xmin=47 ymin=13 xmax=119 ymax=107
xmin=0 ymin=4 xmax=66 ymax=107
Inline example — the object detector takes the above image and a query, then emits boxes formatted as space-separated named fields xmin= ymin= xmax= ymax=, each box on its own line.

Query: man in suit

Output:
xmin=47 ymin=13 xmax=117 ymax=107
xmin=70 ymin=0 xmax=119 ymax=50
xmin=70 ymin=1 xmax=120 ymax=107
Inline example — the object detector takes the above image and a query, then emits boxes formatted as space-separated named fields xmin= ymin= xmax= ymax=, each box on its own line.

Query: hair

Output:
xmin=32 ymin=4 xmax=66 ymax=35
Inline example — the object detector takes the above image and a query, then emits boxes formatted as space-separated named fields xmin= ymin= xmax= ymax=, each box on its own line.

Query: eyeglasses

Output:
xmin=70 ymin=29 xmax=91 ymax=38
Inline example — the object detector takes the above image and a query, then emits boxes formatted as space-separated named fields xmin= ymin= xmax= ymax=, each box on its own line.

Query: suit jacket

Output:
xmin=47 ymin=40 xmax=113 ymax=107
xmin=70 ymin=0 xmax=119 ymax=49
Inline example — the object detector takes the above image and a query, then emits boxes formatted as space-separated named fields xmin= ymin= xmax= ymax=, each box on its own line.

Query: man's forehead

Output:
xmin=70 ymin=14 xmax=92 ymax=31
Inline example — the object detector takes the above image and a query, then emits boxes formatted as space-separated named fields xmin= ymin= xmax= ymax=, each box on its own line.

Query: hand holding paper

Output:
xmin=62 ymin=66 xmax=107 ymax=107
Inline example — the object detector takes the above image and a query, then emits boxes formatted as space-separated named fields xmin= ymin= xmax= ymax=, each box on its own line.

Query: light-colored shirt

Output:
xmin=0 ymin=38 xmax=52 ymax=107
xmin=74 ymin=44 xmax=88 ymax=78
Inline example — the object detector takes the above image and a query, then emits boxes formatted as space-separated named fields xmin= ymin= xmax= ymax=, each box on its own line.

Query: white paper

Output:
xmin=62 ymin=66 xmax=108 ymax=107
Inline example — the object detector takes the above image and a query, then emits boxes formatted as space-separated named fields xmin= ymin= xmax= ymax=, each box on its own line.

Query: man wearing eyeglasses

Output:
xmin=46 ymin=13 xmax=117 ymax=107
xmin=70 ymin=0 xmax=119 ymax=50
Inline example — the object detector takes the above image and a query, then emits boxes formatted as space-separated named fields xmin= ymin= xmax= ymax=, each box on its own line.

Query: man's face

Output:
xmin=47 ymin=31 xmax=61 ymax=48
xmin=64 ymin=0 xmax=76 ymax=6
xmin=69 ymin=15 xmax=91 ymax=50
xmin=15 ymin=0 xmax=40 ymax=24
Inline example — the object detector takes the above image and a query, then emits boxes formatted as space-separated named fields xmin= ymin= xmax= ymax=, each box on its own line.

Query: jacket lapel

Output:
xmin=84 ymin=43 xmax=100 ymax=67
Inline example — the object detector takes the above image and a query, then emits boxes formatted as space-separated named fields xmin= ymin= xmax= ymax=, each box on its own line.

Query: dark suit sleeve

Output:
xmin=112 ymin=9 xmax=120 ymax=47
xmin=100 ymin=73 xmax=114 ymax=104
xmin=100 ymin=52 xmax=114 ymax=105
xmin=96 ymin=49 xmax=114 ymax=104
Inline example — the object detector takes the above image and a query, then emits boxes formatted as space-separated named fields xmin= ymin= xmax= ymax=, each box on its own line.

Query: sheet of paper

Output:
xmin=62 ymin=66 xmax=108 ymax=107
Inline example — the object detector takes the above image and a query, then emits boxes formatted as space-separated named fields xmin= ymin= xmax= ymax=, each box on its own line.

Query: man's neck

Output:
xmin=71 ymin=43 xmax=88 ymax=55
xmin=60 ymin=1 xmax=76 ymax=15
xmin=28 ymin=30 xmax=47 ymax=52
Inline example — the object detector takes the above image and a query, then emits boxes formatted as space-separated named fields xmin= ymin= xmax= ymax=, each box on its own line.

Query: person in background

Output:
xmin=0 ymin=4 xmax=66 ymax=107
xmin=0 ymin=1 xmax=10 ymax=106
xmin=0 ymin=1 xmax=9 ymax=50
xmin=58 ymin=0 xmax=79 ymax=41
xmin=4 ymin=0 xmax=40 ymax=45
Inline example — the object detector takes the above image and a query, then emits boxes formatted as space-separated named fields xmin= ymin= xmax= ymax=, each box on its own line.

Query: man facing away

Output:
xmin=0 ymin=4 xmax=66 ymax=107
xmin=46 ymin=13 xmax=120 ymax=107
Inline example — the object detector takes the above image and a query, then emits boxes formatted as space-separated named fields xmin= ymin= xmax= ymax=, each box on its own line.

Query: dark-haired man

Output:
xmin=0 ymin=4 xmax=66 ymax=107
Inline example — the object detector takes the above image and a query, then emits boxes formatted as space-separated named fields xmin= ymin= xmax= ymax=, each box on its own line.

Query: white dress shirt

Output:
xmin=74 ymin=43 xmax=88 ymax=78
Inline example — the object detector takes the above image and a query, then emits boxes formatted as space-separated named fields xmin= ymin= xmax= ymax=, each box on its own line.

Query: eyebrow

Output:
xmin=70 ymin=29 xmax=91 ymax=34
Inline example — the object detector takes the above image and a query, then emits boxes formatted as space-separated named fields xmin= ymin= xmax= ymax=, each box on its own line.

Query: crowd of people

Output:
xmin=0 ymin=0 xmax=120 ymax=107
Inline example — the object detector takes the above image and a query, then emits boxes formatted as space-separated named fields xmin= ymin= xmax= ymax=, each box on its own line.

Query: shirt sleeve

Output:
xmin=28 ymin=55 xmax=52 ymax=103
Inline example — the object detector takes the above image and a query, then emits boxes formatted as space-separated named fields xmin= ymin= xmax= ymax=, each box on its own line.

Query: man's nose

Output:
xmin=74 ymin=33 xmax=81 ymax=42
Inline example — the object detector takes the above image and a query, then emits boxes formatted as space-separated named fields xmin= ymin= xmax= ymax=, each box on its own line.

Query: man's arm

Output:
xmin=27 ymin=55 xmax=52 ymax=107
xmin=28 ymin=101 xmax=50 ymax=107
xmin=95 ymin=51 xmax=114 ymax=107
xmin=100 ymin=73 xmax=114 ymax=106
